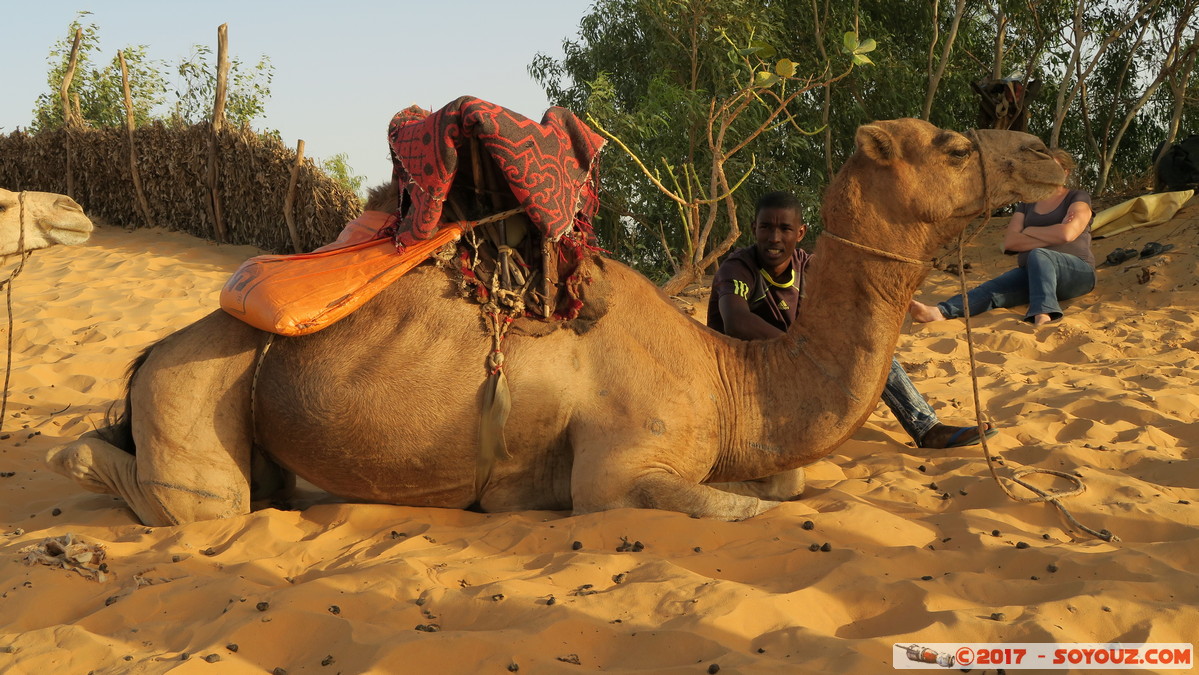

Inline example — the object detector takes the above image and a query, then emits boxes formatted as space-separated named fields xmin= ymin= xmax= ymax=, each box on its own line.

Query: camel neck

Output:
xmin=712 ymin=217 xmax=931 ymax=477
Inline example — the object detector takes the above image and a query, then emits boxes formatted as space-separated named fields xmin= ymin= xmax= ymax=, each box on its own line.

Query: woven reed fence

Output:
xmin=0 ymin=123 xmax=363 ymax=253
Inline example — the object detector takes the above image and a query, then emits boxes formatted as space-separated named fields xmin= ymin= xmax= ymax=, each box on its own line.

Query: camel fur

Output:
xmin=46 ymin=119 xmax=1064 ymax=526
xmin=0 ymin=188 xmax=93 ymax=256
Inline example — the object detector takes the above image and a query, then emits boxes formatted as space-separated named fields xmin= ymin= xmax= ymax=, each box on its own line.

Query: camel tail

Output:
xmin=97 ymin=341 xmax=160 ymax=455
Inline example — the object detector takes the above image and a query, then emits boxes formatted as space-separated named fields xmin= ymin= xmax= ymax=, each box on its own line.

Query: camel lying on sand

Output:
xmin=47 ymin=119 xmax=1064 ymax=526
xmin=0 ymin=188 xmax=93 ymax=256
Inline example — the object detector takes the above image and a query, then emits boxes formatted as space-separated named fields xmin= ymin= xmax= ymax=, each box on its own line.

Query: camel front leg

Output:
xmin=568 ymin=440 xmax=780 ymax=521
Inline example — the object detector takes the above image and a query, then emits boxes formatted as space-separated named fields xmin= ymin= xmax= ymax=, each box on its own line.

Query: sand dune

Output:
xmin=1 ymin=203 xmax=1196 ymax=674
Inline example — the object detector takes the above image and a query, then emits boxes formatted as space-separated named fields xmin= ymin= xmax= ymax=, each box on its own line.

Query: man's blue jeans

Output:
xmin=937 ymin=248 xmax=1095 ymax=322
xmin=881 ymin=358 xmax=939 ymax=445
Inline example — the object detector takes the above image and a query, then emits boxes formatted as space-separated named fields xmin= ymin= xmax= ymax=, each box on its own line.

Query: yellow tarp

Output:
xmin=1091 ymin=190 xmax=1194 ymax=238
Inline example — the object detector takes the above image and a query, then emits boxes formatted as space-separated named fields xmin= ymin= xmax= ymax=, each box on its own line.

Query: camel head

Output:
xmin=0 ymin=188 xmax=94 ymax=257
xmin=823 ymin=118 xmax=1064 ymax=258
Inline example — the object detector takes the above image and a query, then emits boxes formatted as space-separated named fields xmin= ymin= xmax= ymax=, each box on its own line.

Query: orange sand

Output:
xmin=1 ymin=205 xmax=1197 ymax=674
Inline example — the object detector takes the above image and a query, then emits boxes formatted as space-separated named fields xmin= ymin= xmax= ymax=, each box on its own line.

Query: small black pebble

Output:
xmin=632 ymin=541 xmax=644 ymax=552
xmin=1102 ymin=606 xmax=1112 ymax=612
xmin=940 ymin=493 xmax=950 ymax=500
xmin=201 ymin=548 xmax=216 ymax=556
xmin=390 ymin=531 xmax=403 ymax=539
xmin=321 ymin=655 xmax=334 ymax=666
xmin=415 ymin=598 xmax=425 ymax=606
xmin=757 ymin=648 xmax=766 ymax=654
xmin=414 ymin=624 xmax=440 ymax=632
xmin=507 ymin=664 xmax=519 ymax=672
xmin=204 ymin=654 xmax=220 ymax=663
xmin=921 ymin=575 xmax=933 ymax=581
xmin=693 ymin=546 xmax=702 ymax=553
xmin=171 ymin=555 xmax=182 ymax=563
xmin=328 ymin=605 xmax=340 ymax=615
xmin=991 ymin=529 xmax=1001 ymax=537
xmin=571 ymin=541 xmax=582 ymax=550
xmin=180 ymin=652 xmax=190 ymax=660
xmin=1043 ymin=533 xmax=1051 ymax=539
xmin=546 ymin=596 xmax=556 ymax=606
xmin=1180 ymin=499 xmax=1191 ymax=505
xmin=123 ymin=656 xmax=132 ymax=661
xmin=226 ymin=644 xmax=239 ymax=652
xmin=918 ymin=465 xmax=927 ymax=472
xmin=1016 ymin=541 xmax=1030 ymax=549
xmin=929 ymin=482 xmax=939 ymax=490
xmin=51 ymin=508 xmax=62 ymax=516
xmin=801 ymin=520 xmax=814 ymax=530
xmin=1047 ymin=563 xmax=1058 ymax=573
xmin=991 ymin=612 xmax=1006 ymax=621
xmin=1031 ymin=575 xmax=1040 ymax=580
xmin=808 ymin=543 xmax=820 ymax=552
xmin=256 ymin=601 xmax=270 ymax=612
xmin=612 ymin=573 xmax=626 ymax=584
xmin=708 ymin=664 xmax=721 ymax=674
xmin=273 ymin=669 xmax=288 ymax=675
xmin=819 ymin=542 xmax=831 ymax=552
xmin=105 ymin=595 xmax=119 ymax=606
xmin=958 ymin=488 xmax=968 ymax=496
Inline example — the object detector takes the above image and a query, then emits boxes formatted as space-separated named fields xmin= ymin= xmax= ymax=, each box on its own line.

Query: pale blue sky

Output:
xmin=1 ymin=0 xmax=594 ymax=191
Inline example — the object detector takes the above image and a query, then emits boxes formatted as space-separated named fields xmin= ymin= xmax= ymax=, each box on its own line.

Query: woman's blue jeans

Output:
xmin=881 ymin=358 xmax=939 ymax=444
xmin=937 ymin=248 xmax=1095 ymax=322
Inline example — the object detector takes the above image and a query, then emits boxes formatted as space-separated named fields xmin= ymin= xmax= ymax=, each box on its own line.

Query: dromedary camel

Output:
xmin=47 ymin=119 xmax=1064 ymax=526
xmin=0 ymin=188 xmax=93 ymax=256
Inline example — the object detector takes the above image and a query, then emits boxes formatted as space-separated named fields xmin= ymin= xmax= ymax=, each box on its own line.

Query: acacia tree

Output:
xmin=1081 ymin=0 xmax=1199 ymax=192
xmin=31 ymin=12 xmax=275 ymax=132
xmin=532 ymin=0 xmax=876 ymax=288
xmin=31 ymin=12 xmax=166 ymax=131
xmin=169 ymin=44 xmax=275 ymax=128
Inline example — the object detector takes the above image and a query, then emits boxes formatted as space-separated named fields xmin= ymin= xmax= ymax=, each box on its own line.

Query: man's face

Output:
xmin=753 ymin=206 xmax=805 ymax=276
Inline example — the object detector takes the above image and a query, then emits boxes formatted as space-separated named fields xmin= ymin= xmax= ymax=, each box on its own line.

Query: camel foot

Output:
xmin=709 ymin=468 xmax=805 ymax=501
xmin=46 ymin=437 xmax=128 ymax=496
xmin=46 ymin=436 xmax=246 ymax=526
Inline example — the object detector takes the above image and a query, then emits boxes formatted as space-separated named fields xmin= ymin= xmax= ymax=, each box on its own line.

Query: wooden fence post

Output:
xmin=207 ymin=24 xmax=230 ymax=243
xmin=119 ymin=50 xmax=154 ymax=228
xmin=59 ymin=28 xmax=83 ymax=198
xmin=283 ymin=139 xmax=305 ymax=253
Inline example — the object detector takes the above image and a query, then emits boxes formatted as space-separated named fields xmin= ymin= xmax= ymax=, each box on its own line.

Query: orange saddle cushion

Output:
xmin=221 ymin=211 xmax=462 ymax=336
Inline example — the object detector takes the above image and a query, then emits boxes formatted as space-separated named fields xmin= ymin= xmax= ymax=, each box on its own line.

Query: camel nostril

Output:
xmin=55 ymin=197 xmax=84 ymax=213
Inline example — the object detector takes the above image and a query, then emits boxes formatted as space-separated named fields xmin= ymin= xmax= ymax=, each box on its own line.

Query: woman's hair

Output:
xmin=1048 ymin=148 xmax=1079 ymax=188
xmin=1049 ymin=148 xmax=1076 ymax=172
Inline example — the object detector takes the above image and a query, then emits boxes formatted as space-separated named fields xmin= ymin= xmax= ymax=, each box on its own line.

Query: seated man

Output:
xmin=707 ymin=190 xmax=996 ymax=449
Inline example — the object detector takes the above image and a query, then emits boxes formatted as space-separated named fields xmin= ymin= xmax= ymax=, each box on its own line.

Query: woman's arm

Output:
xmin=1001 ymin=211 xmax=1031 ymax=252
xmin=1002 ymin=201 xmax=1093 ymax=251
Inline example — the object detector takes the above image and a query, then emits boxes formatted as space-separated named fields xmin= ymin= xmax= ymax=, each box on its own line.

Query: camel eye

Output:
xmin=948 ymin=146 xmax=972 ymax=159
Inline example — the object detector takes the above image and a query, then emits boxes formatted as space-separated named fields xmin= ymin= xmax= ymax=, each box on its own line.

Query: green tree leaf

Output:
xmin=775 ymin=58 xmax=797 ymax=77
xmin=754 ymin=71 xmax=780 ymax=87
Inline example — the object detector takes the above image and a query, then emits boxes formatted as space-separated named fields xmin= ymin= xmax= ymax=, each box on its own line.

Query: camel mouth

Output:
xmin=49 ymin=227 xmax=94 ymax=245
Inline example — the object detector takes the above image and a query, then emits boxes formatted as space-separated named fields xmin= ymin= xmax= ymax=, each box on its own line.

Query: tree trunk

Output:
xmin=60 ymin=28 xmax=82 ymax=197
xmin=921 ymin=0 xmax=966 ymax=121
xmin=207 ymin=24 xmax=230 ymax=243
xmin=283 ymin=140 xmax=305 ymax=253
xmin=119 ymin=51 xmax=154 ymax=229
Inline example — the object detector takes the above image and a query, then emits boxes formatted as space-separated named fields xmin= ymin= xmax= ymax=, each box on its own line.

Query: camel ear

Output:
xmin=855 ymin=124 xmax=895 ymax=163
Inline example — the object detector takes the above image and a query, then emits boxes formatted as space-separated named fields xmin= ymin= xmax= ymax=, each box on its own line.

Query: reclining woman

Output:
xmin=909 ymin=148 xmax=1094 ymax=326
